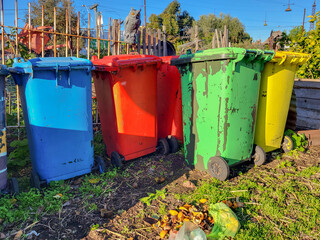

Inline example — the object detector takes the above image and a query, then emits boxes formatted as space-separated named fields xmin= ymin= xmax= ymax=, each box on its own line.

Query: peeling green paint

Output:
xmin=172 ymin=48 xmax=274 ymax=172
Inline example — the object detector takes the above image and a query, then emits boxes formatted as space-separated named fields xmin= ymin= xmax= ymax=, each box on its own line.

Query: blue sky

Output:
xmin=2 ymin=0 xmax=317 ymax=41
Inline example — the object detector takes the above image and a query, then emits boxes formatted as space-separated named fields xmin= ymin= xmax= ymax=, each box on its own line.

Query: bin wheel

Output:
xmin=167 ymin=136 xmax=179 ymax=153
xmin=111 ymin=151 xmax=123 ymax=168
xmin=9 ymin=178 xmax=19 ymax=195
xmin=253 ymin=145 xmax=266 ymax=166
xmin=95 ymin=156 xmax=107 ymax=173
xmin=207 ymin=157 xmax=230 ymax=181
xmin=282 ymin=136 xmax=294 ymax=153
xmin=31 ymin=170 xmax=41 ymax=189
xmin=157 ymin=138 xmax=170 ymax=155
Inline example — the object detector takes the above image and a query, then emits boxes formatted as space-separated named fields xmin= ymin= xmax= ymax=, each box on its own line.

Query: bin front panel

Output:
xmin=11 ymin=59 xmax=94 ymax=183
xmin=254 ymin=52 xmax=310 ymax=152
xmin=175 ymin=48 xmax=273 ymax=171
xmin=157 ymin=57 xmax=183 ymax=142
xmin=93 ymin=64 xmax=157 ymax=160
xmin=0 ymin=66 xmax=8 ymax=190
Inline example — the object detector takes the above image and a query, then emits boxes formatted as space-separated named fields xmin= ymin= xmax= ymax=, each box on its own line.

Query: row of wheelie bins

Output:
xmin=0 ymin=48 xmax=310 ymax=192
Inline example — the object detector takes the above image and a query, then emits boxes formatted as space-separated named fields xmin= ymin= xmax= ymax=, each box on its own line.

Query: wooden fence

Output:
xmin=0 ymin=0 xmax=168 ymax=136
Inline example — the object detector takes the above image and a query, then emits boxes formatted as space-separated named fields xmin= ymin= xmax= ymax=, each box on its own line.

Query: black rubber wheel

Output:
xmin=9 ymin=178 xmax=19 ymax=195
xmin=282 ymin=135 xmax=294 ymax=153
xmin=95 ymin=156 xmax=107 ymax=173
xmin=207 ymin=156 xmax=230 ymax=181
xmin=111 ymin=151 xmax=123 ymax=168
xmin=253 ymin=145 xmax=266 ymax=166
xmin=30 ymin=170 xmax=41 ymax=189
xmin=167 ymin=136 xmax=179 ymax=153
xmin=157 ymin=138 xmax=170 ymax=155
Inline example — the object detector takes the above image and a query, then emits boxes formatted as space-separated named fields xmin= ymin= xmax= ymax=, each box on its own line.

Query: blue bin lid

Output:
xmin=9 ymin=57 xmax=93 ymax=74
xmin=0 ymin=64 xmax=9 ymax=76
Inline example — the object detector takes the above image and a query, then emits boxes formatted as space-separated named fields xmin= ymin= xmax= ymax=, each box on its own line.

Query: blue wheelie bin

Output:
xmin=9 ymin=57 xmax=94 ymax=187
xmin=0 ymin=65 xmax=19 ymax=194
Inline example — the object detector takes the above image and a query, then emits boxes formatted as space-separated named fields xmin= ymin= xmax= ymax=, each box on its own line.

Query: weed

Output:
xmin=79 ymin=173 xmax=114 ymax=197
xmin=158 ymin=203 xmax=167 ymax=216
xmin=121 ymin=225 xmax=131 ymax=235
xmin=277 ymin=160 xmax=293 ymax=169
xmin=88 ymin=203 xmax=98 ymax=212
xmin=284 ymin=129 xmax=308 ymax=152
xmin=90 ymin=224 xmax=100 ymax=231
xmin=93 ymin=132 xmax=105 ymax=156
xmin=140 ymin=189 xmax=167 ymax=206
xmin=7 ymin=139 xmax=30 ymax=168
xmin=0 ymin=180 xmax=70 ymax=230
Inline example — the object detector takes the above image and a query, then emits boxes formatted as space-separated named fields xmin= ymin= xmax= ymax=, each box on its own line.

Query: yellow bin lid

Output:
xmin=271 ymin=51 xmax=311 ymax=65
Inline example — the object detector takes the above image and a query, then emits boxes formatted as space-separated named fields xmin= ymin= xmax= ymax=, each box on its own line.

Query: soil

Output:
xmin=3 ymin=146 xmax=320 ymax=240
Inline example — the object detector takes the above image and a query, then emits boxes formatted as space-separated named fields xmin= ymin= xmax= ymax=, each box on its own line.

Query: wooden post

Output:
xmin=118 ymin=19 xmax=121 ymax=54
xmin=212 ymin=33 xmax=216 ymax=48
xmin=153 ymin=29 xmax=156 ymax=56
xmin=215 ymin=29 xmax=220 ymax=48
xmin=147 ymin=28 xmax=151 ymax=55
xmin=108 ymin=17 xmax=111 ymax=56
xmin=195 ymin=25 xmax=198 ymax=52
xmin=28 ymin=3 xmax=31 ymax=54
xmin=16 ymin=86 xmax=20 ymax=137
xmin=219 ymin=31 xmax=223 ymax=47
xmin=98 ymin=15 xmax=101 ymax=59
xmin=41 ymin=5 xmax=44 ymax=57
xmin=53 ymin=7 xmax=57 ymax=57
xmin=15 ymin=0 xmax=18 ymax=56
xmin=223 ymin=25 xmax=227 ymax=47
xmin=157 ymin=29 xmax=161 ymax=56
xmin=226 ymin=29 xmax=229 ymax=47
xmin=142 ymin=27 xmax=146 ymax=54
xmin=126 ymin=44 xmax=129 ymax=54
xmin=112 ymin=19 xmax=118 ymax=55
xmin=65 ymin=9 xmax=68 ymax=57
xmin=76 ymin=12 xmax=80 ymax=58
xmin=8 ymin=93 xmax=11 ymax=115
xmin=137 ymin=29 xmax=141 ymax=54
xmin=162 ymin=25 xmax=167 ymax=56
xmin=1 ymin=0 xmax=4 ymax=64
xmin=87 ymin=13 xmax=90 ymax=59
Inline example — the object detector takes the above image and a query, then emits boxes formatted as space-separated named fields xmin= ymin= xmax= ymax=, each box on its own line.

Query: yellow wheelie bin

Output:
xmin=254 ymin=51 xmax=310 ymax=153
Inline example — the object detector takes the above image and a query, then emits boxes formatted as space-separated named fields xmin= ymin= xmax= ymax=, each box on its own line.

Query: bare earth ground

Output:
xmin=2 ymin=144 xmax=320 ymax=240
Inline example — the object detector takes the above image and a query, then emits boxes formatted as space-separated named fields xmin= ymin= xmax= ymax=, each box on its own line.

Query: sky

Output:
xmin=2 ymin=0 xmax=318 ymax=41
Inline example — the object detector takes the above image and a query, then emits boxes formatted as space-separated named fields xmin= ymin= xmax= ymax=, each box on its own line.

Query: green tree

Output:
xmin=196 ymin=13 xmax=250 ymax=49
xmin=290 ymin=12 xmax=320 ymax=79
xmin=288 ymin=26 xmax=304 ymax=41
xmin=147 ymin=0 xmax=194 ymax=42
xmin=26 ymin=0 xmax=80 ymax=56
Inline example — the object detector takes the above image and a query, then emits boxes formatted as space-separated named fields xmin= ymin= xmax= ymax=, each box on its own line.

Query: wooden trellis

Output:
xmin=0 ymin=0 xmax=167 ymax=134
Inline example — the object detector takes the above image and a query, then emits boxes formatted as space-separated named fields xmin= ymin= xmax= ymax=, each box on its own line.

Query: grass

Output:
xmin=0 ymin=180 xmax=71 ymax=229
xmin=170 ymin=162 xmax=320 ymax=239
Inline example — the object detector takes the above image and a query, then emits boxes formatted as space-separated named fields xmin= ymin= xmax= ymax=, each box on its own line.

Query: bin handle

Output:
xmin=55 ymin=64 xmax=72 ymax=87
xmin=13 ymin=57 xmax=25 ymax=64
xmin=67 ymin=66 xmax=71 ymax=86
xmin=279 ymin=53 xmax=287 ymax=65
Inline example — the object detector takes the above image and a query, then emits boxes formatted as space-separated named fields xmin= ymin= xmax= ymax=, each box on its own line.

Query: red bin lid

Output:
xmin=91 ymin=54 xmax=162 ymax=71
xmin=160 ymin=56 xmax=179 ymax=64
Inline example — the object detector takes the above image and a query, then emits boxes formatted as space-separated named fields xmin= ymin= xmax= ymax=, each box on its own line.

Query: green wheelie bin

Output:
xmin=171 ymin=48 xmax=274 ymax=181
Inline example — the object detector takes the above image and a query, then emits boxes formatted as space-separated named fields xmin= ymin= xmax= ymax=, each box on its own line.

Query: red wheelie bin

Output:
xmin=157 ymin=56 xmax=183 ymax=153
xmin=91 ymin=55 xmax=171 ymax=167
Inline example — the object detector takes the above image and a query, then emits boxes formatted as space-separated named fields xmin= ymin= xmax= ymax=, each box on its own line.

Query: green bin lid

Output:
xmin=171 ymin=47 xmax=274 ymax=65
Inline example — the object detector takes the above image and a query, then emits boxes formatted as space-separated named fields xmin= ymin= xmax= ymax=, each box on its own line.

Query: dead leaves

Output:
xmin=153 ymin=199 xmax=214 ymax=238
xmin=88 ymin=178 xmax=100 ymax=184
xmin=155 ymin=177 xmax=166 ymax=184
